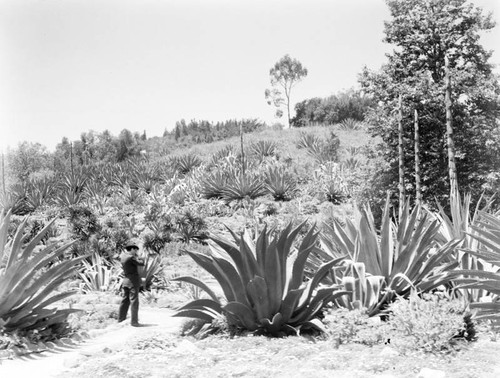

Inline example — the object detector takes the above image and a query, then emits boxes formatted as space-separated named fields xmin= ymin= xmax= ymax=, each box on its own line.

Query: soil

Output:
xmin=0 ymin=307 xmax=184 ymax=378
xmin=2 ymin=307 xmax=500 ymax=378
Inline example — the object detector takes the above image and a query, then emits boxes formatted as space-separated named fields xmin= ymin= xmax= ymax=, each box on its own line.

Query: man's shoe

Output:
xmin=131 ymin=322 xmax=141 ymax=327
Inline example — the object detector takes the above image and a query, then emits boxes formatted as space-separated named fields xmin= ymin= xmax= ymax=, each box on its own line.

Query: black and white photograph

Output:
xmin=1 ymin=0 xmax=500 ymax=377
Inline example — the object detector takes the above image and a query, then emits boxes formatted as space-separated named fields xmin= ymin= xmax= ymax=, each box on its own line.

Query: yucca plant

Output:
xmin=55 ymin=171 xmax=88 ymax=208
xmin=339 ymin=118 xmax=363 ymax=130
xmin=339 ymin=157 xmax=361 ymax=171
xmin=138 ymin=254 xmax=164 ymax=291
xmin=173 ymin=222 xmax=348 ymax=336
xmin=79 ymin=252 xmax=119 ymax=293
xmin=1 ymin=184 xmax=32 ymax=215
xmin=174 ymin=211 xmax=208 ymax=244
xmin=250 ymin=140 xmax=277 ymax=161
xmin=264 ymin=165 xmax=298 ymax=201
xmin=172 ymin=154 xmax=203 ymax=175
xmin=25 ymin=176 xmax=56 ymax=211
xmin=0 ymin=210 xmax=86 ymax=332
xmin=208 ymin=145 xmax=234 ymax=168
xmin=199 ymin=170 xmax=228 ymax=199
xmin=142 ymin=230 xmax=172 ymax=253
xmin=296 ymin=132 xmax=324 ymax=163
xmin=220 ymin=172 xmax=266 ymax=202
xmin=320 ymin=196 xmax=461 ymax=314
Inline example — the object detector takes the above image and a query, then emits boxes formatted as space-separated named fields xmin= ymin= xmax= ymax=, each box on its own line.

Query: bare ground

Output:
xmin=2 ymin=307 xmax=500 ymax=378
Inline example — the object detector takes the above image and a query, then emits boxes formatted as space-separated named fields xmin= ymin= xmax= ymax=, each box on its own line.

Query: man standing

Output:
xmin=118 ymin=240 xmax=145 ymax=326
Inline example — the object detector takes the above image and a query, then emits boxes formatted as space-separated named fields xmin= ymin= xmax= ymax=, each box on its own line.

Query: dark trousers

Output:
xmin=118 ymin=286 xmax=139 ymax=324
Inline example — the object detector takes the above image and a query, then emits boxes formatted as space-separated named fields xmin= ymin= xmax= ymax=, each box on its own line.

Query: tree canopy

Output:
xmin=360 ymin=0 xmax=500 ymax=209
xmin=265 ymin=54 xmax=308 ymax=127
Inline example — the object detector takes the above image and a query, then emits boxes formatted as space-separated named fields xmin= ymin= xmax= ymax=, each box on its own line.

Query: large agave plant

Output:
xmin=454 ymin=211 xmax=500 ymax=325
xmin=0 ymin=211 xmax=86 ymax=332
xmin=320 ymin=197 xmax=461 ymax=314
xmin=173 ymin=222 xmax=347 ymax=336
xmin=431 ymin=191 xmax=495 ymax=301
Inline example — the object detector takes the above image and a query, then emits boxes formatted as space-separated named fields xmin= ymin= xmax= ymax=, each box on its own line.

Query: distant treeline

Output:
xmin=291 ymin=89 xmax=374 ymax=127
xmin=167 ymin=118 xmax=267 ymax=144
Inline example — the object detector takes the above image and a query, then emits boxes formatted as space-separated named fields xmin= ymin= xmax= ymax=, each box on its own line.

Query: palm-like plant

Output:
xmin=174 ymin=211 xmax=208 ymax=244
xmin=0 ymin=211 xmax=86 ymax=332
xmin=220 ymin=172 xmax=266 ymax=202
xmin=264 ymin=165 xmax=298 ymax=201
xmin=25 ymin=176 xmax=56 ymax=211
xmin=339 ymin=118 xmax=363 ymax=130
xmin=199 ymin=170 xmax=227 ymax=199
xmin=172 ymin=154 xmax=203 ymax=175
xmin=320 ymin=197 xmax=461 ymax=314
xmin=138 ymin=254 xmax=164 ymax=291
xmin=173 ymin=222 xmax=347 ymax=336
xmin=250 ymin=140 xmax=277 ymax=161
xmin=55 ymin=172 xmax=88 ymax=207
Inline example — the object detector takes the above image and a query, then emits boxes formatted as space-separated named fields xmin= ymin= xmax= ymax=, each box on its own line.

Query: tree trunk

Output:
xmin=445 ymin=55 xmax=458 ymax=196
xmin=70 ymin=142 xmax=74 ymax=176
xmin=398 ymin=93 xmax=405 ymax=217
xmin=286 ymin=89 xmax=291 ymax=128
xmin=240 ymin=123 xmax=245 ymax=179
xmin=414 ymin=109 xmax=422 ymax=207
xmin=1 ymin=152 xmax=5 ymax=195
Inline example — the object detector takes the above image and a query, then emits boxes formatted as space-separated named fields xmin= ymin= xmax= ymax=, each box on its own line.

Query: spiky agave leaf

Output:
xmin=0 ymin=210 xmax=85 ymax=332
xmin=174 ymin=222 xmax=345 ymax=336
xmin=320 ymin=196 xmax=459 ymax=315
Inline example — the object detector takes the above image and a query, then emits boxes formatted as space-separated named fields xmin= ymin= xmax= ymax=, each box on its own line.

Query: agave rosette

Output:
xmin=173 ymin=222 xmax=347 ymax=336
xmin=0 ymin=210 xmax=86 ymax=332
xmin=453 ymin=211 xmax=500 ymax=324
xmin=321 ymin=196 xmax=461 ymax=314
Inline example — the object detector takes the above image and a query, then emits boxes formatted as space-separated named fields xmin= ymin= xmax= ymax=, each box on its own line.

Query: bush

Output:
xmin=142 ymin=231 xmax=172 ymax=253
xmin=386 ymin=293 xmax=474 ymax=353
xmin=68 ymin=206 xmax=101 ymax=241
xmin=174 ymin=210 xmax=208 ymax=244
xmin=323 ymin=307 xmax=388 ymax=346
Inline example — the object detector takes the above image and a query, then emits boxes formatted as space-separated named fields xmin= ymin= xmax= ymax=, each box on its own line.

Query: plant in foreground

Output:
xmin=320 ymin=196 xmax=461 ymax=315
xmin=173 ymin=222 xmax=347 ymax=336
xmin=386 ymin=292 xmax=474 ymax=353
xmin=0 ymin=210 xmax=86 ymax=333
xmin=455 ymin=211 xmax=500 ymax=327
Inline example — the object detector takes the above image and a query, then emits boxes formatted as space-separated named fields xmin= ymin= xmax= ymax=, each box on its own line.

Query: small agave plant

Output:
xmin=173 ymin=222 xmax=347 ymax=336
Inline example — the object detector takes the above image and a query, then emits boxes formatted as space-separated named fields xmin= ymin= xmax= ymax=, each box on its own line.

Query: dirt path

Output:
xmin=0 ymin=307 xmax=184 ymax=378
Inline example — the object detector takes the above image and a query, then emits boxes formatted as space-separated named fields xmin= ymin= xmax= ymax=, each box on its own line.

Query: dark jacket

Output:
xmin=120 ymin=252 xmax=145 ymax=288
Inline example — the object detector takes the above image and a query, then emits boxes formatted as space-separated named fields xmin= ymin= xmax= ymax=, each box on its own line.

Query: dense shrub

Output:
xmin=68 ymin=206 xmax=101 ymax=241
xmin=386 ymin=293 xmax=474 ymax=353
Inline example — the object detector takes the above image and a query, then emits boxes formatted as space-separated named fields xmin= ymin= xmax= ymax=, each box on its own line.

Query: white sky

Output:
xmin=0 ymin=0 xmax=499 ymax=152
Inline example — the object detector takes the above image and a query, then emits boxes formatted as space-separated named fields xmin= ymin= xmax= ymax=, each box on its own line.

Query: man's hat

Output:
xmin=124 ymin=239 xmax=139 ymax=249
